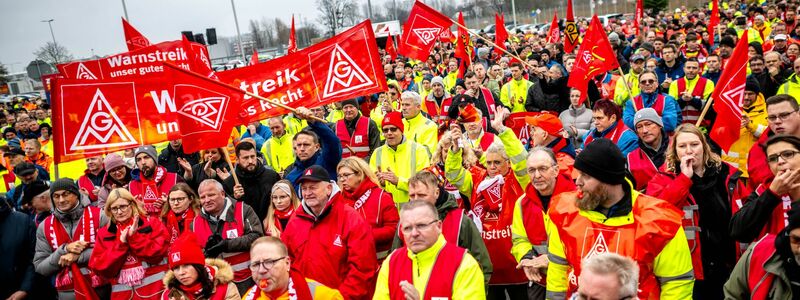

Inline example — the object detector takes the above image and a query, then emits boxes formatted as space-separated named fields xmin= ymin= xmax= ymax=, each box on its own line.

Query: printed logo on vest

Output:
xmin=226 ymin=229 xmax=239 ymax=239
xmin=143 ymin=186 xmax=159 ymax=200
xmin=354 ymin=135 xmax=362 ymax=144
xmin=333 ymin=234 xmax=343 ymax=247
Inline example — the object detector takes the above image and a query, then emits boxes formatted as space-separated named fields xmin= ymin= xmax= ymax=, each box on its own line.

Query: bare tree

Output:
xmin=33 ymin=42 xmax=73 ymax=65
xmin=261 ymin=17 xmax=276 ymax=47
xmin=316 ymin=0 xmax=359 ymax=36
xmin=0 ymin=62 xmax=8 ymax=85
xmin=249 ymin=20 xmax=264 ymax=49
xmin=275 ymin=18 xmax=290 ymax=46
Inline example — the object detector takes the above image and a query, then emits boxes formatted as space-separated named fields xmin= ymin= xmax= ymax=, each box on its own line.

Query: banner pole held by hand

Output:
xmin=221 ymin=147 xmax=239 ymax=186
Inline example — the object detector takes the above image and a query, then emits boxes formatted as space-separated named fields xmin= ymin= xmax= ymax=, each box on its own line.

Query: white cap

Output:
xmin=775 ymin=34 xmax=788 ymax=41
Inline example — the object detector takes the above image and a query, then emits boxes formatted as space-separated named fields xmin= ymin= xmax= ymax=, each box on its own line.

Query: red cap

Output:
xmin=457 ymin=104 xmax=481 ymax=123
xmin=168 ymin=233 xmax=206 ymax=269
xmin=382 ymin=111 xmax=404 ymax=133
xmin=525 ymin=114 xmax=564 ymax=137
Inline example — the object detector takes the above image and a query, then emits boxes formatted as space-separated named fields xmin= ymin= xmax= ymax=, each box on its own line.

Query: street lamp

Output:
xmin=41 ymin=19 xmax=59 ymax=64
xmin=230 ymin=0 xmax=247 ymax=63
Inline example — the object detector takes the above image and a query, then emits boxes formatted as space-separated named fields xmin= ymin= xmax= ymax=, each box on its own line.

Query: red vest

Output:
xmin=442 ymin=208 xmax=464 ymax=242
xmin=387 ymin=242 xmax=466 ymax=300
xmin=479 ymin=87 xmax=497 ymax=119
xmin=748 ymin=234 xmax=777 ymax=300
xmin=110 ymin=259 xmax=168 ymax=300
xmin=633 ymin=94 xmax=666 ymax=116
xmin=583 ymin=120 xmax=628 ymax=147
xmin=129 ymin=167 xmax=178 ymax=217
xmin=752 ymin=184 xmax=793 ymax=238
xmin=478 ymin=132 xmax=495 ymax=152
xmin=549 ymin=191 xmax=683 ymax=299
xmin=627 ymin=148 xmax=660 ymax=191
xmin=336 ymin=116 xmax=370 ymax=158
xmin=43 ymin=207 xmax=106 ymax=291
xmin=676 ymin=77 xmax=709 ymax=125
xmin=192 ymin=201 xmax=251 ymax=283
xmin=77 ymin=174 xmax=99 ymax=203
xmin=423 ymin=96 xmax=453 ymax=124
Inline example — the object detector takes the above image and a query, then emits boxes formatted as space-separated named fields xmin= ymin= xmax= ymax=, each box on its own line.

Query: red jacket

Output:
xmin=342 ymin=180 xmax=399 ymax=260
xmin=748 ymin=129 xmax=773 ymax=188
xmin=282 ymin=191 xmax=378 ymax=300
xmin=88 ymin=216 xmax=170 ymax=300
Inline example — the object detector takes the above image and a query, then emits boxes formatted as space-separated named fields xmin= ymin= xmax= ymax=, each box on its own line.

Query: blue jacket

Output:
xmin=240 ymin=123 xmax=272 ymax=150
xmin=582 ymin=122 xmax=639 ymax=156
xmin=284 ymin=121 xmax=343 ymax=187
xmin=623 ymin=92 xmax=682 ymax=133
xmin=655 ymin=58 xmax=685 ymax=84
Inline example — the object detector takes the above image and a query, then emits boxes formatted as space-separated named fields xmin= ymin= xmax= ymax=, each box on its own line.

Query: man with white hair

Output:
xmin=401 ymin=91 xmax=438 ymax=155
xmin=575 ymin=253 xmax=640 ymax=300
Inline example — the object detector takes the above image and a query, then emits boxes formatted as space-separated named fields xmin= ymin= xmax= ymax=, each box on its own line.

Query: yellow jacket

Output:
xmin=325 ymin=109 xmax=344 ymax=124
xmin=242 ymin=278 xmax=343 ymax=300
xmin=613 ymin=71 xmax=642 ymax=106
xmin=283 ymin=116 xmax=308 ymax=136
xmin=402 ymin=113 xmax=438 ymax=157
xmin=722 ymin=94 xmax=768 ymax=177
xmin=369 ymin=139 xmax=431 ymax=204
xmin=668 ymin=76 xmax=715 ymax=101
xmin=778 ymin=74 xmax=800 ymax=99
xmin=262 ymin=132 xmax=296 ymax=174
xmin=500 ymin=79 xmax=534 ymax=113
xmin=373 ymin=236 xmax=486 ymax=300
xmin=443 ymin=71 xmax=459 ymax=92
xmin=546 ymin=184 xmax=694 ymax=299
xmin=510 ymin=194 xmax=555 ymax=262
xmin=445 ymin=128 xmax=529 ymax=197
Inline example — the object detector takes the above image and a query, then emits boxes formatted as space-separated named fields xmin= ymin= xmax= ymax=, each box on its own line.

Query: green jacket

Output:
xmin=390 ymin=194 xmax=493 ymax=287
xmin=724 ymin=237 xmax=793 ymax=300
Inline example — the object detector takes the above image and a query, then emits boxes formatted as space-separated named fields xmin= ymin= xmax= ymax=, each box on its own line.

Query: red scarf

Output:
xmin=140 ymin=167 xmax=165 ymax=215
xmin=178 ymin=266 xmax=217 ymax=300
xmin=50 ymin=208 xmax=101 ymax=299
xmin=342 ymin=180 xmax=378 ymax=211
xmin=115 ymin=218 xmax=145 ymax=286
xmin=166 ymin=209 xmax=196 ymax=243
xmin=274 ymin=207 xmax=294 ymax=220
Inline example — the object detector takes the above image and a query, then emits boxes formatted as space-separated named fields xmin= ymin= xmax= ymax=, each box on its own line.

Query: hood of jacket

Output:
xmin=297 ymin=181 xmax=342 ymax=222
xmin=434 ymin=188 xmax=459 ymax=220
xmin=162 ymin=258 xmax=234 ymax=289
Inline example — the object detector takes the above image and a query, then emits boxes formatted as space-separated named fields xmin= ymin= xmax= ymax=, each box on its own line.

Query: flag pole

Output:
xmin=451 ymin=20 xmax=536 ymax=71
xmin=221 ymin=146 xmax=240 ymax=185
xmin=695 ymin=96 xmax=714 ymax=127
xmin=163 ymin=63 xmax=327 ymax=123
xmin=617 ymin=67 xmax=635 ymax=104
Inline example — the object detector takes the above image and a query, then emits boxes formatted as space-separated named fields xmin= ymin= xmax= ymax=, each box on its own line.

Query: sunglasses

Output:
xmin=640 ymin=79 xmax=656 ymax=84
xmin=382 ymin=127 xmax=400 ymax=133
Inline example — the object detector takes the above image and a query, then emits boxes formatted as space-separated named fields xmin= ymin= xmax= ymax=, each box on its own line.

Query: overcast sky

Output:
xmin=0 ymin=0 xmax=376 ymax=73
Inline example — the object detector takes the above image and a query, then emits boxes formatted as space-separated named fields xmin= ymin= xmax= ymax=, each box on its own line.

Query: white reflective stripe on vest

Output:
xmin=344 ymin=146 xmax=370 ymax=153
xmin=222 ymin=252 xmax=251 ymax=272
xmin=111 ymin=270 xmax=167 ymax=292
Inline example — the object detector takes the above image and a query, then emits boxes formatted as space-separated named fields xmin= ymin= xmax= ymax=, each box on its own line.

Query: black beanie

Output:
xmin=574 ymin=138 xmax=627 ymax=185
xmin=50 ymin=178 xmax=80 ymax=199
xmin=745 ymin=77 xmax=761 ymax=94
xmin=341 ymin=98 xmax=359 ymax=109
xmin=22 ymin=180 xmax=50 ymax=205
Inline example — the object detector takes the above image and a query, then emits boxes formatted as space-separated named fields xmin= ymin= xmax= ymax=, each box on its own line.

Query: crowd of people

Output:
xmin=3 ymin=0 xmax=800 ymax=299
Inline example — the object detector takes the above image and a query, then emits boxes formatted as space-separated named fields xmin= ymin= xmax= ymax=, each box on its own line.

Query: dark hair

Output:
xmin=685 ymin=57 xmax=700 ymax=65
xmin=764 ymin=134 xmax=800 ymax=152
xmin=685 ymin=33 xmax=698 ymax=41
xmin=662 ymin=44 xmax=678 ymax=54
xmin=766 ymin=94 xmax=800 ymax=111
xmin=749 ymin=54 xmax=765 ymax=63
xmin=509 ymin=61 xmax=523 ymax=69
xmin=463 ymin=71 xmax=477 ymax=79
xmin=293 ymin=129 xmax=320 ymax=145
xmin=235 ymin=140 xmax=256 ymax=157
xmin=592 ymin=100 xmax=622 ymax=121
xmin=168 ymin=264 xmax=214 ymax=298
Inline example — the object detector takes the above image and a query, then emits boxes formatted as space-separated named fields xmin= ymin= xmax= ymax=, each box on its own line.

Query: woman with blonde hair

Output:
xmin=646 ymin=123 xmax=749 ymax=299
xmin=89 ymin=188 xmax=170 ymax=300
xmin=161 ymin=182 xmax=201 ymax=243
xmin=263 ymin=179 xmax=300 ymax=237
xmin=176 ymin=147 xmax=230 ymax=190
xmin=337 ymin=157 xmax=398 ymax=261
xmin=434 ymin=128 xmax=487 ymax=209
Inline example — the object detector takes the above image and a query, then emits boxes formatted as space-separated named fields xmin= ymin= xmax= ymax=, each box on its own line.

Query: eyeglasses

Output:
xmin=382 ymin=127 xmax=400 ymax=133
xmin=527 ymin=165 xmax=555 ymax=175
xmin=767 ymin=150 xmax=800 ymax=163
xmin=639 ymin=79 xmax=656 ymax=85
xmin=109 ymin=204 xmax=130 ymax=213
xmin=338 ymin=172 xmax=356 ymax=179
xmin=169 ymin=196 xmax=188 ymax=203
xmin=401 ymin=220 xmax=439 ymax=234
xmin=110 ymin=166 xmax=127 ymax=174
xmin=249 ymin=256 xmax=286 ymax=271
xmin=767 ymin=111 xmax=798 ymax=122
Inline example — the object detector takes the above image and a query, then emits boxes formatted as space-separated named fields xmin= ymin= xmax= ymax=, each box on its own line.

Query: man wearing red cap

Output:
xmin=526 ymin=113 xmax=577 ymax=177
xmin=445 ymin=107 xmax=531 ymax=298
xmin=369 ymin=112 xmax=431 ymax=205
xmin=454 ymin=104 xmax=496 ymax=166
xmin=282 ymin=165 xmax=376 ymax=300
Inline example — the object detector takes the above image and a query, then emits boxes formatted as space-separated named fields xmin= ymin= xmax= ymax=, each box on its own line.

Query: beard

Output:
xmin=141 ymin=165 xmax=154 ymax=178
xmin=576 ymin=184 xmax=610 ymax=211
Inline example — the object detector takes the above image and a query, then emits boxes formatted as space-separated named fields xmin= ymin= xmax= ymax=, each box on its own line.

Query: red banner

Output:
xmin=710 ymin=30 xmax=748 ymax=152
xmin=399 ymin=0 xmax=454 ymax=61
xmin=567 ymin=15 xmax=620 ymax=104
xmin=51 ymin=62 xmax=242 ymax=163
xmin=56 ymin=40 xmax=209 ymax=80
xmin=386 ymin=33 xmax=397 ymax=61
xmin=122 ymin=17 xmax=151 ymax=51
xmin=494 ymin=13 xmax=509 ymax=51
xmin=217 ymin=20 xmax=386 ymax=124
xmin=547 ymin=13 xmax=560 ymax=44
xmin=634 ymin=0 xmax=643 ymax=36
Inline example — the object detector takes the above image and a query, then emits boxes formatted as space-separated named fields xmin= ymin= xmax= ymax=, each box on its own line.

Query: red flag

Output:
xmin=567 ymin=15 xmax=620 ymax=104
xmin=71 ymin=264 xmax=99 ymax=300
xmin=633 ymin=0 xmax=643 ymax=36
xmin=564 ymin=0 xmax=578 ymax=53
xmin=251 ymin=49 xmax=260 ymax=65
xmin=495 ymin=13 xmax=509 ymax=51
xmin=288 ymin=15 xmax=298 ymax=54
xmin=710 ymin=30 xmax=748 ymax=152
xmin=455 ymin=12 xmax=472 ymax=78
xmin=386 ymin=34 xmax=397 ymax=61
xmin=122 ymin=17 xmax=151 ymax=51
xmin=709 ymin=0 xmax=720 ymax=43
xmin=399 ymin=0 xmax=454 ymax=61
xmin=217 ymin=20 xmax=387 ymax=124
xmin=547 ymin=13 xmax=560 ymax=44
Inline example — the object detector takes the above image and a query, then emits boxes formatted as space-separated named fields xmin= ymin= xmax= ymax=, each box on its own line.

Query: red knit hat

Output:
xmin=168 ymin=233 xmax=206 ymax=269
xmin=525 ymin=113 xmax=564 ymax=137
xmin=381 ymin=111 xmax=404 ymax=133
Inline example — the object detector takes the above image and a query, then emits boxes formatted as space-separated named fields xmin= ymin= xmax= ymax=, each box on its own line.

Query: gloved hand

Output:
xmin=204 ymin=235 xmax=225 ymax=257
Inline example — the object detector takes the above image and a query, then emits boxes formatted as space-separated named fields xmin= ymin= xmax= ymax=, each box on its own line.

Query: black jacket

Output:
xmin=730 ymin=188 xmax=797 ymax=243
xmin=158 ymin=145 xmax=200 ymax=174
xmin=223 ymin=161 xmax=280 ymax=221
xmin=0 ymin=204 xmax=36 ymax=298
xmin=186 ymin=159 xmax=230 ymax=191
